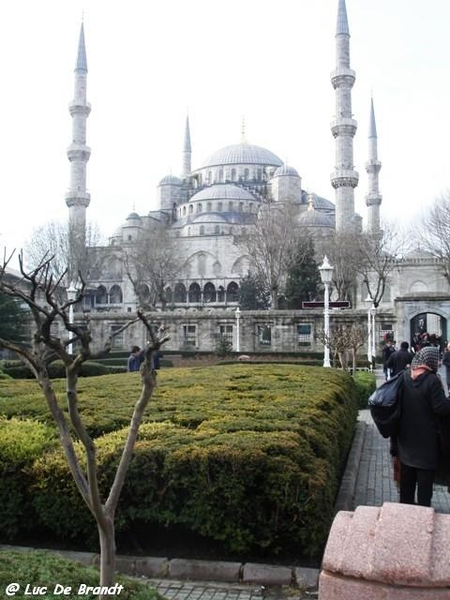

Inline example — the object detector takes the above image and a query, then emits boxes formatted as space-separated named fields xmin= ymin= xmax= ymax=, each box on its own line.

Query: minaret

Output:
xmin=330 ymin=0 xmax=359 ymax=232
xmin=65 ymin=22 xmax=91 ymax=280
xmin=365 ymin=97 xmax=382 ymax=233
xmin=182 ymin=115 xmax=191 ymax=178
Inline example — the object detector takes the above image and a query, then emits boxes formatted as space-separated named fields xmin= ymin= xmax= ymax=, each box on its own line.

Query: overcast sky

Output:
xmin=1 ymin=0 xmax=449 ymax=257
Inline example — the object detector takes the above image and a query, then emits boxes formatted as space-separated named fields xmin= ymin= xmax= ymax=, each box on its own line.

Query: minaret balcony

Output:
xmin=67 ymin=144 xmax=91 ymax=161
xmin=65 ymin=191 xmax=91 ymax=208
xmin=365 ymin=159 xmax=382 ymax=173
xmin=365 ymin=192 xmax=382 ymax=206
xmin=330 ymin=67 xmax=355 ymax=89
xmin=69 ymin=102 xmax=91 ymax=117
xmin=330 ymin=118 xmax=357 ymax=138
xmin=330 ymin=169 xmax=359 ymax=189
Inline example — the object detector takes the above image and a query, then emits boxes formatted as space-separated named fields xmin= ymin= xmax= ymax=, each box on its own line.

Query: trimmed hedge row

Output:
xmin=0 ymin=365 xmax=358 ymax=558
xmin=352 ymin=371 xmax=377 ymax=408
xmin=0 ymin=360 xmax=125 ymax=379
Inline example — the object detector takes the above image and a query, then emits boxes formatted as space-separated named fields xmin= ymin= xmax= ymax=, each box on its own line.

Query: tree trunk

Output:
xmin=98 ymin=516 xmax=116 ymax=596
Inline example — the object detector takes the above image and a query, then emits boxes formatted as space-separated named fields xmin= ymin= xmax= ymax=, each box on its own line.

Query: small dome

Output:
xmin=126 ymin=212 xmax=141 ymax=222
xmin=199 ymin=143 xmax=283 ymax=169
xmin=273 ymin=164 xmax=300 ymax=178
xmin=189 ymin=183 xmax=256 ymax=202
xmin=159 ymin=174 xmax=182 ymax=186
xmin=298 ymin=207 xmax=334 ymax=228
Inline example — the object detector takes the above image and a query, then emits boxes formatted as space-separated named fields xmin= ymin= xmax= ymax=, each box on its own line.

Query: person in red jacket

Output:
xmin=393 ymin=346 xmax=450 ymax=506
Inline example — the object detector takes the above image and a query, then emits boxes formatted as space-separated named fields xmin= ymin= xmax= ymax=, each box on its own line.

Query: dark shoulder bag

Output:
xmin=368 ymin=371 xmax=404 ymax=438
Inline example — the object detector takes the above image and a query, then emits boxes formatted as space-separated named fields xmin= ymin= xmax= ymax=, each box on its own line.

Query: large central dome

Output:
xmin=200 ymin=142 xmax=283 ymax=169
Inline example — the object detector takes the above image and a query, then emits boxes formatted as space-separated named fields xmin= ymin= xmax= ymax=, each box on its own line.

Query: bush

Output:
xmin=0 ymin=550 xmax=162 ymax=600
xmin=353 ymin=371 xmax=377 ymax=409
xmin=1 ymin=360 xmax=125 ymax=379
xmin=0 ymin=418 xmax=57 ymax=538
xmin=2 ymin=365 xmax=358 ymax=559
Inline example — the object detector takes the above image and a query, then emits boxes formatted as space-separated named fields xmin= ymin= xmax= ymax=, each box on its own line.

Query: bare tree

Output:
xmin=0 ymin=250 xmax=169 ymax=594
xmin=319 ymin=231 xmax=358 ymax=304
xmin=318 ymin=322 xmax=367 ymax=371
xmin=123 ymin=226 xmax=181 ymax=309
xmin=24 ymin=220 xmax=102 ymax=284
xmin=237 ymin=203 xmax=312 ymax=309
xmin=420 ymin=191 xmax=450 ymax=284
xmin=354 ymin=222 xmax=406 ymax=308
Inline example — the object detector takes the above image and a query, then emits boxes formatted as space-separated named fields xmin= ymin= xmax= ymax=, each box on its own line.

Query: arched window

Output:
xmin=207 ymin=171 xmax=212 ymax=184
xmin=239 ymin=202 xmax=244 ymax=212
xmin=109 ymin=285 xmax=123 ymax=304
xmin=219 ymin=169 xmax=223 ymax=182
xmin=203 ymin=282 xmax=216 ymax=303
xmin=197 ymin=203 xmax=202 ymax=212
xmin=228 ymin=201 xmax=233 ymax=211
xmin=189 ymin=204 xmax=193 ymax=214
xmin=231 ymin=168 xmax=236 ymax=181
xmin=96 ymin=285 xmax=107 ymax=305
xmin=165 ymin=287 xmax=173 ymax=304
xmin=174 ymin=283 xmax=187 ymax=303
xmin=257 ymin=168 xmax=262 ymax=181
xmin=226 ymin=282 xmax=239 ymax=303
xmin=207 ymin=202 xmax=212 ymax=211
xmin=214 ymin=225 xmax=220 ymax=235
xmin=244 ymin=168 xmax=249 ymax=181
xmin=187 ymin=227 xmax=191 ymax=236
xmin=183 ymin=206 xmax=187 ymax=216
xmin=199 ymin=225 xmax=205 ymax=235
xmin=189 ymin=282 xmax=201 ymax=303
xmin=217 ymin=201 xmax=222 ymax=212
xmin=137 ymin=283 xmax=150 ymax=303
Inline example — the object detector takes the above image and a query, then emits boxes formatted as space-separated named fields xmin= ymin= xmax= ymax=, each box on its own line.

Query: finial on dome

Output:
xmin=307 ymin=192 xmax=315 ymax=211
xmin=241 ymin=116 xmax=246 ymax=143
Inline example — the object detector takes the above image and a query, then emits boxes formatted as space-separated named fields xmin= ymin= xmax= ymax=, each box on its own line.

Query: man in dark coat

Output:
xmin=394 ymin=346 xmax=450 ymax=506
xmin=387 ymin=341 xmax=414 ymax=377
xmin=382 ymin=340 xmax=396 ymax=380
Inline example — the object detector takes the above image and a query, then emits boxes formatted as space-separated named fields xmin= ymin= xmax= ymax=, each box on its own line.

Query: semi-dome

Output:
xmin=199 ymin=143 xmax=283 ymax=169
xmin=189 ymin=183 xmax=256 ymax=202
xmin=159 ymin=174 xmax=182 ymax=186
xmin=273 ymin=164 xmax=300 ymax=177
xmin=298 ymin=207 xmax=334 ymax=228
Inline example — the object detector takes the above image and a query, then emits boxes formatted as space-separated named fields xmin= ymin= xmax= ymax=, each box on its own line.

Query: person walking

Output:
xmin=387 ymin=341 xmax=414 ymax=377
xmin=127 ymin=345 xmax=144 ymax=372
xmin=382 ymin=340 xmax=396 ymax=380
xmin=392 ymin=346 xmax=450 ymax=507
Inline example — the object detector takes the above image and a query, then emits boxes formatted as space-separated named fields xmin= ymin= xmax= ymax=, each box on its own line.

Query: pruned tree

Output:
xmin=0 ymin=249 xmax=169 ymax=594
xmin=420 ymin=191 xmax=450 ymax=284
xmin=236 ymin=203 xmax=312 ymax=309
xmin=318 ymin=322 xmax=367 ymax=372
xmin=123 ymin=225 xmax=181 ymax=309
xmin=24 ymin=220 xmax=102 ymax=284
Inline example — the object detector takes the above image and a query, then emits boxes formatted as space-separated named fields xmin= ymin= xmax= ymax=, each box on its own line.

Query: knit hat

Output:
xmin=411 ymin=346 xmax=440 ymax=373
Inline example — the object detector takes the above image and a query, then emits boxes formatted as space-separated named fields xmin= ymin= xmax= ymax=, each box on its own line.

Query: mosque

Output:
xmin=65 ymin=0 xmax=450 ymax=355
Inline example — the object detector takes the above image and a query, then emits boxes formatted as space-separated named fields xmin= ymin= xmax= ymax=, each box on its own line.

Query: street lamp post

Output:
xmin=365 ymin=295 xmax=375 ymax=370
xmin=319 ymin=256 xmax=334 ymax=368
xmin=371 ymin=305 xmax=377 ymax=360
xmin=235 ymin=307 xmax=241 ymax=353
xmin=67 ymin=283 xmax=78 ymax=355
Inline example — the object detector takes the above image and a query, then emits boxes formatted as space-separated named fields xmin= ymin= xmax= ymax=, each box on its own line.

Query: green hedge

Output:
xmin=0 ymin=360 xmax=125 ymax=379
xmin=0 ymin=365 xmax=358 ymax=559
xmin=0 ymin=550 xmax=162 ymax=600
xmin=352 ymin=371 xmax=376 ymax=409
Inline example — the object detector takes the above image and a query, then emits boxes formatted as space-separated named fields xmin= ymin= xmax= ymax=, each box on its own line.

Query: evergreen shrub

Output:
xmin=352 ymin=371 xmax=376 ymax=408
xmin=0 ymin=418 xmax=57 ymax=538
xmin=1 ymin=365 xmax=358 ymax=559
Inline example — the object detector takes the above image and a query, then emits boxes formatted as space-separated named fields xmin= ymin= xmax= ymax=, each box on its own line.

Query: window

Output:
xmin=219 ymin=324 xmax=233 ymax=342
xmin=207 ymin=202 xmax=212 ymax=211
xmin=214 ymin=225 xmax=220 ymax=235
xmin=297 ymin=323 xmax=312 ymax=346
xmin=226 ymin=281 xmax=239 ymax=302
xmin=258 ymin=324 xmax=272 ymax=346
xmin=217 ymin=202 xmax=223 ymax=212
xmin=231 ymin=168 xmax=236 ymax=180
xmin=239 ymin=202 xmax=244 ymax=212
xmin=182 ymin=324 xmax=197 ymax=347
xmin=197 ymin=203 xmax=202 ymax=212
xmin=199 ymin=225 xmax=205 ymax=235
xmin=218 ymin=169 xmax=223 ymax=182
xmin=204 ymin=282 xmax=216 ymax=303
xmin=111 ymin=323 xmax=125 ymax=349
xmin=109 ymin=285 xmax=123 ymax=304
xmin=244 ymin=168 xmax=249 ymax=181
xmin=228 ymin=201 xmax=233 ymax=211
xmin=189 ymin=283 xmax=201 ymax=303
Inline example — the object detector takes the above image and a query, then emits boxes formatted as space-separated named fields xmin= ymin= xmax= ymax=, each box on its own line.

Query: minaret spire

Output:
xmin=182 ymin=114 xmax=192 ymax=178
xmin=65 ymin=22 xmax=91 ymax=281
xmin=365 ymin=97 xmax=382 ymax=233
xmin=330 ymin=0 xmax=359 ymax=231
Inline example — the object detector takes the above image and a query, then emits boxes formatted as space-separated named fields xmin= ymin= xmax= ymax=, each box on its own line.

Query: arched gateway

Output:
xmin=394 ymin=295 xmax=450 ymax=350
